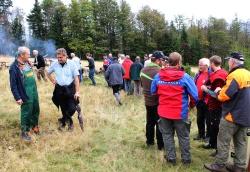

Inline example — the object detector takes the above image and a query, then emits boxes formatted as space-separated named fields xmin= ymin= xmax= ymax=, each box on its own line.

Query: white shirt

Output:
xmin=72 ymin=56 xmax=81 ymax=70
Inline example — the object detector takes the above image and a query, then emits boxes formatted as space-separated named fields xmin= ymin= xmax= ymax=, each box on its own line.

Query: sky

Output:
xmin=12 ymin=0 xmax=250 ymax=23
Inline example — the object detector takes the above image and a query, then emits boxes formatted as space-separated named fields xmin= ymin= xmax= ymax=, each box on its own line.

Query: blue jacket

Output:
xmin=105 ymin=60 xmax=125 ymax=86
xmin=151 ymin=68 xmax=198 ymax=120
xmin=9 ymin=60 xmax=29 ymax=102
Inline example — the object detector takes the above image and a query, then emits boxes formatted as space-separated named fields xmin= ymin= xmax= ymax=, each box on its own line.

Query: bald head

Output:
xmin=168 ymin=52 xmax=182 ymax=66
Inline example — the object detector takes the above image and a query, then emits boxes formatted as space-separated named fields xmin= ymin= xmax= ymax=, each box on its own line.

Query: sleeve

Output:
xmin=9 ymin=69 xmax=21 ymax=101
xmin=121 ymin=66 xmax=125 ymax=76
xmin=213 ymin=78 xmax=226 ymax=89
xmin=105 ymin=66 xmax=110 ymax=81
xmin=71 ymin=62 xmax=79 ymax=77
xmin=184 ymin=73 xmax=198 ymax=103
xmin=89 ymin=59 xmax=94 ymax=68
xmin=151 ymin=74 xmax=160 ymax=95
xmin=218 ymin=75 xmax=238 ymax=102
xmin=47 ymin=62 xmax=55 ymax=74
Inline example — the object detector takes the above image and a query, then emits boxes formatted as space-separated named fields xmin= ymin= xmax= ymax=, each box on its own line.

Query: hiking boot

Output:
xmin=146 ymin=142 xmax=154 ymax=148
xmin=204 ymin=163 xmax=228 ymax=172
xmin=226 ymin=164 xmax=246 ymax=172
xmin=193 ymin=135 xmax=205 ymax=141
xmin=166 ymin=159 xmax=177 ymax=166
xmin=58 ymin=118 xmax=66 ymax=131
xmin=32 ymin=126 xmax=40 ymax=135
xmin=68 ymin=123 xmax=74 ymax=131
xmin=157 ymin=145 xmax=164 ymax=151
xmin=182 ymin=159 xmax=191 ymax=165
xmin=21 ymin=132 xmax=32 ymax=142
xmin=202 ymin=143 xmax=216 ymax=149
xmin=164 ymin=155 xmax=176 ymax=166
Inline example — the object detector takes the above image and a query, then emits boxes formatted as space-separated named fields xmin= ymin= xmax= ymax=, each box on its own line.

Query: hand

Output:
xmin=74 ymin=92 xmax=80 ymax=100
xmin=214 ymin=87 xmax=222 ymax=93
xmin=51 ymin=79 xmax=56 ymax=85
xmin=16 ymin=99 xmax=23 ymax=105
xmin=201 ymin=85 xmax=208 ymax=92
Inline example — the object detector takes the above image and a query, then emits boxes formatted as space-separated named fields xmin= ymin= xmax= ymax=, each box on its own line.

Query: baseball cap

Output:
xmin=225 ymin=52 xmax=244 ymax=61
xmin=152 ymin=51 xmax=165 ymax=59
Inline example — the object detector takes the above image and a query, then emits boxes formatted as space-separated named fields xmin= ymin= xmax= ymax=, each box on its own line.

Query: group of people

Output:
xmin=140 ymin=51 xmax=250 ymax=171
xmin=9 ymin=46 xmax=250 ymax=171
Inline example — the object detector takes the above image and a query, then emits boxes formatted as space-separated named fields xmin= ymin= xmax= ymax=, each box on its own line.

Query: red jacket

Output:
xmin=151 ymin=68 xmax=198 ymax=120
xmin=122 ymin=58 xmax=133 ymax=79
xmin=207 ymin=69 xmax=228 ymax=110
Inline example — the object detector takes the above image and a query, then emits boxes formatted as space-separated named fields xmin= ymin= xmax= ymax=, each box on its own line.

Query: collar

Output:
xmin=147 ymin=62 xmax=160 ymax=68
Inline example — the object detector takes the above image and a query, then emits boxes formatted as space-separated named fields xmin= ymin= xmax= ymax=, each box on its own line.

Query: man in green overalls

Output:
xmin=9 ymin=46 xmax=40 ymax=142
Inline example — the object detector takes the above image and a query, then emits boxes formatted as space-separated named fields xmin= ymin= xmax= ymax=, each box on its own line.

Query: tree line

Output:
xmin=1 ymin=0 xmax=250 ymax=67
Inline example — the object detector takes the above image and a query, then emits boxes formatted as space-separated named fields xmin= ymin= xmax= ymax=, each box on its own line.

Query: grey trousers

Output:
xmin=215 ymin=118 xmax=248 ymax=168
xmin=133 ymin=80 xmax=142 ymax=96
xmin=158 ymin=117 xmax=191 ymax=161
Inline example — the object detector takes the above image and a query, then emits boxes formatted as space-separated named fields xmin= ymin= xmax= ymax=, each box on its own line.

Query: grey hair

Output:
xmin=232 ymin=58 xmax=244 ymax=66
xmin=56 ymin=48 xmax=68 ymax=57
xmin=199 ymin=58 xmax=210 ymax=67
xmin=120 ymin=54 xmax=125 ymax=59
xmin=33 ymin=50 xmax=38 ymax=55
xmin=18 ymin=46 xmax=29 ymax=56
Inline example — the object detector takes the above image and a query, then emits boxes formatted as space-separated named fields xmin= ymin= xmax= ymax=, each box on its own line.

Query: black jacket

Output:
xmin=87 ymin=58 xmax=95 ymax=70
xmin=34 ymin=54 xmax=46 ymax=69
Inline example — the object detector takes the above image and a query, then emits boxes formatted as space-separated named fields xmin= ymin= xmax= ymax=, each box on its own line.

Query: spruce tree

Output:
xmin=27 ymin=0 xmax=46 ymax=39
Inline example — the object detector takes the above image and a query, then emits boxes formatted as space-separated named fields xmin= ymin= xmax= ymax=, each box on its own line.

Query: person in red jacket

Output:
xmin=194 ymin=58 xmax=210 ymax=141
xmin=151 ymin=52 xmax=198 ymax=165
xmin=122 ymin=55 xmax=133 ymax=95
xmin=201 ymin=55 xmax=228 ymax=152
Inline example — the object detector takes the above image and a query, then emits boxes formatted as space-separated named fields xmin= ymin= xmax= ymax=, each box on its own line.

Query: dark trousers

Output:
xmin=146 ymin=105 xmax=164 ymax=148
xmin=89 ymin=68 xmax=96 ymax=85
xmin=209 ymin=108 xmax=222 ymax=148
xmin=52 ymin=83 xmax=77 ymax=126
xmin=59 ymin=97 xmax=77 ymax=126
xmin=196 ymin=100 xmax=210 ymax=138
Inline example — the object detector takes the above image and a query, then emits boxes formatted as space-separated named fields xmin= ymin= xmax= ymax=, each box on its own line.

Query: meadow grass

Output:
xmin=0 ymin=68 xmax=213 ymax=172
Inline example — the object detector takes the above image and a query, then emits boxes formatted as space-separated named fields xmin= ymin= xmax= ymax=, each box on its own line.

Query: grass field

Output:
xmin=0 ymin=67 xmax=213 ymax=172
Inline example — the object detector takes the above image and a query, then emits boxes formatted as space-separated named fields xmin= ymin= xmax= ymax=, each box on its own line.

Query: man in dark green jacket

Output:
xmin=140 ymin=51 xmax=165 ymax=150
xmin=130 ymin=56 xmax=143 ymax=96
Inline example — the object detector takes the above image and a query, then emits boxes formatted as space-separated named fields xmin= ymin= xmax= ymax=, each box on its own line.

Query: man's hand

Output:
xmin=201 ymin=85 xmax=208 ymax=93
xmin=51 ymin=79 xmax=56 ymax=85
xmin=16 ymin=99 xmax=23 ymax=105
xmin=74 ymin=92 xmax=80 ymax=100
xmin=214 ymin=87 xmax=222 ymax=94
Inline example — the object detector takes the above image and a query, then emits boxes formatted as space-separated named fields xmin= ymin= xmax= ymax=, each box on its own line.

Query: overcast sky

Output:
xmin=12 ymin=0 xmax=250 ymax=22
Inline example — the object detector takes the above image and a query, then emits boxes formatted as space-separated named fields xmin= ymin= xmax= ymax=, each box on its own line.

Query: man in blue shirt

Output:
xmin=47 ymin=48 xmax=80 ymax=131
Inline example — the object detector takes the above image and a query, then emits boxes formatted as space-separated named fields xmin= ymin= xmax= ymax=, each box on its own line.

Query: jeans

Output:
xmin=133 ymin=80 xmax=142 ymax=96
xmin=124 ymin=79 xmax=132 ymax=94
xmin=89 ymin=68 xmax=96 ymax=85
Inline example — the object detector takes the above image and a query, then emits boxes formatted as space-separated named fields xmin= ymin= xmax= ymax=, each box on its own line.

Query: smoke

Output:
xmin=27 ymin=37 xmax=56 ymax=58
xmin=0 ymin=26 xmax=18 ymax=56
xmin=0 ymin=26 xmax=57 ymax=58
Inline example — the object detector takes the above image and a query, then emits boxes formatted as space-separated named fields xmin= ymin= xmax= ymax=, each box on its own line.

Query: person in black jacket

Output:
xmin=33 ymin=50 xmax=47 ymax=81
xmin=130 ymin=56 xmax=143 ymax=96
xmin=86 ymin=53 xmax=96 ymax=86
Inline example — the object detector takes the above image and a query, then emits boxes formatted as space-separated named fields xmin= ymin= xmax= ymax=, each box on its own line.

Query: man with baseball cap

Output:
xmin=140 ymin=51 xmax=164 ymax=150
xmin=204 ymin=52 xmax=250 ymax=172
